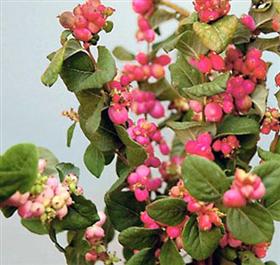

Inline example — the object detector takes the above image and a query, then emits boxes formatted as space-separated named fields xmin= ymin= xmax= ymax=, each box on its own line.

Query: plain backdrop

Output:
xmin=1 ymin=0 xmax=280 ymax=264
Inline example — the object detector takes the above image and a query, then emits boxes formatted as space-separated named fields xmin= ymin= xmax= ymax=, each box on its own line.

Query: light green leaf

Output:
xmin=83 ymin=144 xmax=105 ymax=178
xmin=182 ymin=156 xmax=230 ymax=202
xmin=21 ymin=218 xmax=48 ymax=235
xmin=233 ymin=22 xmax=252 ymax=45
xmin=193 ymin=15 xmax=238 ymax=53
xmin=216 ymin=115 xmax=259 ymax=137
xmin=181 ymin=73 xmax=230 ymax=98
xmin=67 ymin=122 xmax=76 ymax=148
xmin=37 ymin=147 xmax=59 ymax=175
xmin=249 ymin=37 xmax=280 ymax=56
xmin=227 ymin=203 xmax=274 ymax=244
xmin=146 ymin=198 xmax=187 ymax=226
xmin=182 ymin=215 xmax=222 ymax=261
xmin=240 ymin=251 xmax=264 ymax=265
xmin=160 ymin=239 xmax=184 ymax=265
xmin=0 ymin=144 xmax=38 ymax=202
xmin=149 ymin=8 xmax=176 ymax=29
xmin=251 ymin=85 xmax=268 ymax=118
xmin=113 ymin=46 xmax=135 ymax=61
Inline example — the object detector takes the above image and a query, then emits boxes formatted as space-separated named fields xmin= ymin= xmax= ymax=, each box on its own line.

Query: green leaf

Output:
xmin=21 ymin=218 xmax=48 ymax=235
xmin=182 ymin=215 xmax=222 ymax=261
xmin=60 ymin=30 xmax=72 ymax=45
xmin=182 ymin=156 xmax=230 ymax=202
xmin=240 ymin=251 xmax=264 ymax=265
xmin=115 ymin=126 xmax=147 ymax=168
xmin=102 ymin=212 xmax=115 ymax=245
xmin=146 ymin=198 xmax=187 ymax=226
xmin=167 ymin=121 xmax=217 ymax=143
xmin=265 ymin=262 xmax=278 ymax=265
xmin=251 ymin=85 xmax=268 ymax=119
xmin=119 ymin=227 xmax=161 ymax=250
xmin=181 ymin=73 xmax=230 ymax=98
xmin=0 ymin=144 xmax=38 ymax=202
xmin=37 ymin=147 xmax=59 ymax=175
xmin=105 ymin=191 xmax=145 ymax=232
xmin=249 ymin=37 xmax=280 ymax=56
xmin=176 ymin=30 xmax=209 ymax=58
xmin=83 ymin=144 xmax=105 ymax=178
xmin=60 ymin=46 xmax=116 ymax=92
xmin=113 ymin=46 xmax=135 ymax=61
xmin=169 ymin=54 xmax=203 ymax=90
xmin=160 ymin=239 xmax=184 ymax=265
xmin=193 ymin=15 xmax=238 ymax=53
xmin=149 ymin=8 xmax=176 ymax=29
xmin=216 ymin=115 xmax=259 ymax=137
xmin=233 ymin=22 xmax=252 ymax=45
xmin=66 ymin=122 xmax=76 ymax=147
xmin=253 ymin=160 xmax=280 ymax=221
xmin=257 ymin=147 xmax=280 ymax=162
xmin=226 ymin=203 xmax=274 ymax=244
xmin=275 ymin=90 xmax=280 ymax=108
xmin=54 ymin=195 xmax=99 ymax=231
xmin=1 ymin=206 xmax=17 ymax=218
xmin=139 ymin=79 xmax=180 ymax=101
xmin=151 ymin=33 xmax=180 ymax=55
xmin=126 ymin=248 xmax=156 ymax=265
xmin=178 ymin=13 xmax=199 ymax=33
xmin=41 ymin=47 xmax=65 ymax=87
xmin=55 ymin=162 xmax=80 ymax=182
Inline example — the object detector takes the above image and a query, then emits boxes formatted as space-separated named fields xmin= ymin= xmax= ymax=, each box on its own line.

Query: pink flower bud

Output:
xmin=154 ymin=55 xmax=171 ymax=66
xmin=150 ymin=101 xmax=165 ymax=119
xmin=222 ymin=99 xmax=234 ymax=114
xmin=108 ymin=105 xmax=128 ymax=125
xmin=166 ymin=226 xmax=182 ymax=239
xmin=136 ymin=52 xmax=149 ymax=65
xmin=223 ymin=189 xmax=246 ymax=208
xmin=73 ymin=28 xmax=92 ymax=42
xmin=136 ymin=165 xmax=150 ymax=178
xmin=135 ymin=188 xmax=149 ymax=202
xmin=204 ymin=103 xmax=223 ymax=122
xmin=240 ymin=14 xmax=256 ymax=31
xmin=47 ymin=177 xmax=59 ymax=189
xmin=198 ymin=214 xmax=212 ymax=231
xmin=189 ymin=100 xmax=203 ymax=113
xmin=147 ymin=178 xmax=162 ymax=191
xmin=221 ymin=143 xmax=232 ymax=156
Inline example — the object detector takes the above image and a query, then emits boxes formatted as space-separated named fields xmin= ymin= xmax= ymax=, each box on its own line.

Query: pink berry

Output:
xmin=275 ymin=73 xmax=280 ymax=87
xmin=108 ymin=105 xmax=128 ymax=125
xmin=166 ymin=226 xmax=182 ymax=239
xmin=198 ymin=214 xmax=212 ymax=231
xmin=132 ymin=0 xmax=153 ymax=15
xmin=204 ymin=103 xmax=223 ymax=122
xmin=209 ymin=52 xmax=225 ymax=71
xmin=223 ymin=189 xmax=246 ymax=208
xmin=196 ymin=56 xmax=212 ymax=73
xmin=73 ymin=28 xmax=92 ymax=42
xmin=154 ymin=55 xmax=171 ymax=66
xmin=136 ymin=52 xmax=149 ymax=65
xmin=56 ymin=205 xmax=68 ymax=220
xmin=151 ymin=64 xmax=165 ymax=79
xmin=189 ymin=100 xmax=203 ymax=113
xmin=150 ymin=101 xmax=165 ymax=119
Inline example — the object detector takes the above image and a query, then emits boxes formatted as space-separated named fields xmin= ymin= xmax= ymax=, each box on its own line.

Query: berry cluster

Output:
xmin=223 ymin=168 xmax=266 ymax=208
xmin=261 ymin=108 xmax=280 ymax=135
xmin=170 ymin=180 xmax=224 ymax=231
xmin=212 ymin=135 xmax=240 ymax=158
xmin=127 ymin=165 xmax=162 ymax=202
xmin=189 ymin=52 xmax=225 ymax=74
xmin=59 ymin=0 xmax=114 ymax=43
xmin=131 ymin=89 xmax=165 ymax=119
xmin=185 ymin=132 xmax=214 ymax=161
xmin=193 ymin=0 xmax=230 ymax=23
xmin=128 ymin=118 xmax=170 ymax=166
xmin=121 ymin=53 xmax=170 ymax=85
xmin=136 ymin=17 xmax=156 ymax=43
xmin=2 ymin=160 xmax=82 ymax=222
xmin=108 ymin=81 xmax=131 ymax=125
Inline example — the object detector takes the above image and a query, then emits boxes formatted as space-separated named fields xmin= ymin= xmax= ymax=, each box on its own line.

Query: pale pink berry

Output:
xmin=243 ymin=80 xmax=255 ymax=95
xmin=209 ymin=52 xmax=225 ymax=71
xmin=204 ymin=103 xmax=223 ymax=122
xmin=189 ymin=100 xmax=203 ymax=113
xmin=235 ymin=96 xmax=252 ymax=113
xmin=151 ymin=64 xmax=165 ymax=79
xmin=85 ymin=251 xmax=98 ymax=262
xmin=73 ymin=28 xmax=92 ymax=42
xmin=108 ymin=105 xmax=128 ymax=125
xmin=166 ymin=226 xmax=182 ymax=239
xmin=150 ymin=101 xmax=165 ymax=119
xmin=56 ymin=205 xmax=68 ymax=220
xmin=18 ymin=201 xmax=33 ymax=219
xmin=59 ymin=11 xmax=75 ymax=29
xmin=144 ymin=29 xmax=155 ymax=43
xmin=85 ymin=225 xmax=105 ymax=240
xmin=135 ymin=188 xmax=149 ymax=202
xmin=240 ymin=14 xmax=256 ymax=31
xmin=31 ymin=202 xmax=45 ymax=217
xmin=46 ymin=177 xmax=59 ymax=189
xmin=136 ymin=165 xmax=150 ymax=178
xmin=223 ymin=189 xmax=246 ymax=208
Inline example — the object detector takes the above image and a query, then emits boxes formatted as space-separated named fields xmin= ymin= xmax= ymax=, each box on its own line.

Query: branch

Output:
xmin=160 ymin=0 xmax=190 ymax=17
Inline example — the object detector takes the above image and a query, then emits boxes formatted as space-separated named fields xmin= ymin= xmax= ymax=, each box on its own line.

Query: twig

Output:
xmin=160 ymin=0 xmax=190 ymax=17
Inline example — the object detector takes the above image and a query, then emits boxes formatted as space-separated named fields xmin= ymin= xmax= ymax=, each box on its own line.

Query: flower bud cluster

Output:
xmin=212 ymin=135 xmax=240 ymax=158
xmin=121 ymin=53 xmax=170 ymax=85
xmin=128 ymin=165 xmax=162 ymax=202
xmin=59 ymin=0 xmax=114 ymax=43
xmin=261 ymin=108 xmax=280 ymax=135
xmin=223 ymin=168 xmax=266 ymax=208
xmin=185 ymin=132 xmax=215 ymax=161
xmin=194 ymin=0 xmax=230 ymax=23
xmin=128 ymin=118 xmax=170 ymax=166
xmin=131 ymin=89 xmax=165 ymax=119
xmin=170 ymin=180 xmax=224 ymax=231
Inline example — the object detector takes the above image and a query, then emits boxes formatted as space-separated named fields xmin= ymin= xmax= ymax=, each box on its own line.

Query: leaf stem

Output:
xmin=159 ymin=0 xmax=190 ymax=17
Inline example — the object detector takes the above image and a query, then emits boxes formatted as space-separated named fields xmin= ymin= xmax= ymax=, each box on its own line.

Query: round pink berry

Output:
xmin=204 ymin=103 xmax=223 ymax=122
